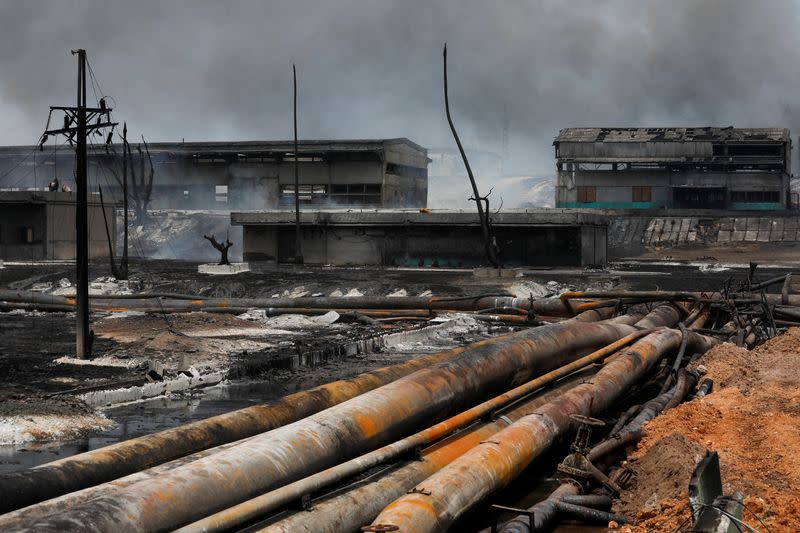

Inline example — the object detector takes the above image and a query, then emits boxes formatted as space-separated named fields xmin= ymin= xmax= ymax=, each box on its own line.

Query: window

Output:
xmin=280 ymin=184 xmax=328 ymax=205
xmin=215 ymin=185 xmax=228 ymax=203
xmin=632 ymin=186 xmax=652 ymax=202
xmin=731 ymin=190 xmax=780 ymax=203
xmin=576 ymin=186 xmax=596 ymax=203
xmin=386 ymin=163 xmax=426 ymax=179
xmin=329 ymin=183 xmax=382 ymax=205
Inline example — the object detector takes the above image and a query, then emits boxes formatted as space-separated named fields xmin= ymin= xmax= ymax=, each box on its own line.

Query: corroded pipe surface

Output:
xmin=249 ymin=308 xmax=676 ymax=533
xmin=3 ymin=313 xmax=636 ymax=532
xmin=259 ymin=374 xmax=590 ymax=533
xmin=176 ymin=329 xmax=652 ymax=533
xmin=369 ymin=328 xmax=716 ymax=532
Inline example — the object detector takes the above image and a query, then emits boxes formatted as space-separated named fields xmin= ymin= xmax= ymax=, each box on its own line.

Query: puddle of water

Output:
xmin=0 ymin=380 xmax=287 ymax=474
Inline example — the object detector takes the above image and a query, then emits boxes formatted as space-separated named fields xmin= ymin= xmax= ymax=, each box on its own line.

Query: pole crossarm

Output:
xmin=43 ymin=121 xmax=118 ymax=137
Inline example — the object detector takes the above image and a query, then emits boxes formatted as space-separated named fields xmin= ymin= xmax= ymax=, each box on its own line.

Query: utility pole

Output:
xmin=121 ymin=123 xmax=129 ymax=278
xmin=293 ymin=64 xmax=303 ymax=264
xmin=75 ymin=49 xmax=89 ymax=358
xmin=41 ymin=49 xmax=116 ymax=358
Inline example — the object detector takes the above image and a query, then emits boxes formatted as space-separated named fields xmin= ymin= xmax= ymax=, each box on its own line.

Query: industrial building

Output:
xmin=0 ymin=138 xmax=429 ymax=211
xmin=0 ymin=191 xmax=116 ymax=261
xmin=554 ymin=127 xmax=791 ymax=210
xmin=232 ymin=209 xmax=607 ymax=267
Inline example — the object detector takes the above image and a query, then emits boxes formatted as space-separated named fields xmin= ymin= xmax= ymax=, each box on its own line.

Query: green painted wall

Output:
xmin=730 ymin=202 xmax=784 ymax=211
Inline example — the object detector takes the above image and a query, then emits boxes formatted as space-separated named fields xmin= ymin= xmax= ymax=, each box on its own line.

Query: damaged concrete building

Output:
xmin=0 ymin=138 xmax=429 ymax=211
xmin=554 ymin=127 xmax=791 ymax=210
xmin=0 ymin=191 xmax=116 ymax=261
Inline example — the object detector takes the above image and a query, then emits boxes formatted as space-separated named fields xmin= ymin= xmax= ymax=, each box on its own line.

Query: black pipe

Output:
xmin=663 ymin=369 xmax=699 ymax=411
xmin=560 ymin=494 xmax=613 ymax=511
xmin=555 ymin=500 xmax=629 ymax=524
xmin=659 ymin=322 xmax=688 ymax=394
xmin=690 ymin=378 xmax=714 ymax=399
xmin=607 ymin=404 xmax=639 ymax=436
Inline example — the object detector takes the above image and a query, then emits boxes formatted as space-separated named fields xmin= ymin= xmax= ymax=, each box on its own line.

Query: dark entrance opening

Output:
xmin=673 ymin=187 xmax=726 ymax=209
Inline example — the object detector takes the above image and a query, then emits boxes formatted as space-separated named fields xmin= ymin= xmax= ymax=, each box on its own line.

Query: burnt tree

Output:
xmin=106 ymin=127 xmax=155 ymax=225
xmin=204 ymin=234 xmax=233 ymax=265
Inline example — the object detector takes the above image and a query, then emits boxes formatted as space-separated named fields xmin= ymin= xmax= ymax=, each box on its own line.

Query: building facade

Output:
xmin=0 ymin=138 xmax=429 ymax=211
xmin=232 ymin=210 xmax=607 ymax=267
xmin=554 ymin=127 xmax=791 ymax=210
xmin=0 ymin=191 xmax=116 ymax=261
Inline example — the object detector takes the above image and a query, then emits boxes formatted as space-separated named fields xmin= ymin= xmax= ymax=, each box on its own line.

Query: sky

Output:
xmin=1 ymin=0 xmax=799 ymax=176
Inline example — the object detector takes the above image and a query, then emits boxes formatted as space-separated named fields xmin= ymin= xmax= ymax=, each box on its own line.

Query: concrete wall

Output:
xmin=243 ymin=223 xmax=603 ymax=267
xmin=557 ymin=140 xmax=714 ymax=159
xmin=557 ymin=169 xmax=787 ymax=209
xmin=47 ymin=200 xmax=116 ymax=260
xmin=0 ymin=196 xmax=114 ymax=261
xmin=608 ymin=214 xmax=800 ymax=259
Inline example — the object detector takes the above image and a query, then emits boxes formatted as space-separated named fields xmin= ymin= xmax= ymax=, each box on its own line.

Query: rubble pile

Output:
xmin=616 ymin=329 xmax=800 ymax=531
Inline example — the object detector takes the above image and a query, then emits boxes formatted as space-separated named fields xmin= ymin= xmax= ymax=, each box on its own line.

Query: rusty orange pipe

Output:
xmin=258 ymin=371 xmax=592 ymax=533
xmin=176 ymin=328 xmax=655 ymax=533
xmin=369 ymin=328 xmax=717 ymax=532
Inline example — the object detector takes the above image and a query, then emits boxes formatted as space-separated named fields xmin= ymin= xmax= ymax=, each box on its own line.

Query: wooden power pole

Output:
xmin=41 ymin=49 xmax=116 ymax=358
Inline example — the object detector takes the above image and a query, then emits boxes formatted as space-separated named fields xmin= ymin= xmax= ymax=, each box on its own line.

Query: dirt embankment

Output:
xmin=616 ymin=329 xmax=800 ymax=532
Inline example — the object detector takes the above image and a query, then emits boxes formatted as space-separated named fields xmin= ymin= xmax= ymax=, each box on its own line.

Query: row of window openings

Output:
xmin=576 ymin=186 xmax=779 ymax=203
xmin=280 ymin=184 xmax=382 ymax=195
xmin=192 ymin=184 xmax=384 ymax=203
xmin=281 ymin=184 xmax=382 ymax=203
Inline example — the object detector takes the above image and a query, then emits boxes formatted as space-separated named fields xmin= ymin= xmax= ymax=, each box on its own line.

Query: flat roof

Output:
xmin=231 ymin=209 xmax=608 ymax=227
xmin=0 ymin=138 xmax=427 ymax=158
xmin=555 ymin=127 xmax=790 ymax=144
xmin=0 ymin=190 xmax=119 ymax=206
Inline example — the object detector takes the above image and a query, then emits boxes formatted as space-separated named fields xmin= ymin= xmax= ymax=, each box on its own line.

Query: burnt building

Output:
xmin=0 ymin=138 xmax=429 ymax=211
xmin=554 ymin=127 xmax=791 ymax=210
xmin=0 ymin=191 xmax=116 ymax=261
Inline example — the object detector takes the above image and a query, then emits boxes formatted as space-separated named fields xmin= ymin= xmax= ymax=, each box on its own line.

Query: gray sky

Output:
xmin=1 ymin=0 xmax=798 ymax=175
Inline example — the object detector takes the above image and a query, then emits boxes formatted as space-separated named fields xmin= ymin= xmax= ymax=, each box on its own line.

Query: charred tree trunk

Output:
xmin=204 ymin=234 xmax=233 ymax=265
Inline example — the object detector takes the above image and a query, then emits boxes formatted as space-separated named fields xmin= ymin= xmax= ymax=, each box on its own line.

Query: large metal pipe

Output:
xmin=259 ymin=372 xmax=593 ymax=533
xmin=176 ymin=329 xmax=653 ymax=533
xmin=0 ymin=289 xmax=585 ymax=316
xmin=0 ymin=336 xmax=484 ymax=513
xmin=250 ymin=308 xmax=675 ymax=533
xmin=369 ymin=328 xmax=716 ymax=532
xmin=4 ymin=312 xmax=648 ymax=531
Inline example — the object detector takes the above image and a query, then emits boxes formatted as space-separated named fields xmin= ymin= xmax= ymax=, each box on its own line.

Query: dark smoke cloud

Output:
xmin=1 ymin=0 xmax=799 ymax=177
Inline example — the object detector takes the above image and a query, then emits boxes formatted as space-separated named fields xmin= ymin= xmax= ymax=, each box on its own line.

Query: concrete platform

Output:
xmin=198 ymin=263 xmax=250 ymax=275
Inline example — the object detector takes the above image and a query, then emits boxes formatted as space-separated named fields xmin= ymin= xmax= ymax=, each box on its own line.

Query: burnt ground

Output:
xmin=0 ymin=258 xmax=795 ymax=398
xmin=0 ymin=313 xmax=133 ymax=398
